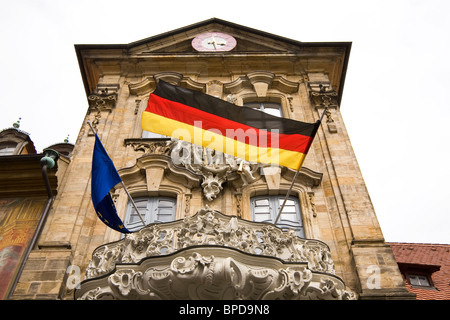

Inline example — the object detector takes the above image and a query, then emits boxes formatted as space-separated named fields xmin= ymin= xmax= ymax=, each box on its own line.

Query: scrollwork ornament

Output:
xmin=76 ymin=249 xmax=356 ymax=300
xmin=170 ymin=139 xmax=259 ymax=201
xmin=109 ymin=269 xmax=137 ymax=297
xmin=84 ymin=208 xmax=339 ymax=283
xmin=286 ymin=268 xmax=312 ymax=295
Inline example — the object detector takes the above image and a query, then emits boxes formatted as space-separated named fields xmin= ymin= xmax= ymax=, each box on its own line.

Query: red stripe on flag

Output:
xmin=146 ymin=94 xmax=313 ymax=154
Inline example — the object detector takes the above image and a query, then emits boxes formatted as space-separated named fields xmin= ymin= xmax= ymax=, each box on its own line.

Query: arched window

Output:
xmin=0 ymin=143 xmax=17 ymax=156
xmin=125 ymin=196 xmax=176 ymax=232
xmin=251 ymin=195 xmax=304 ymax=238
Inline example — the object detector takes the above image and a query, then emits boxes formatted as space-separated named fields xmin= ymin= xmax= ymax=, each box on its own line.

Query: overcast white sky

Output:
xmin=1 ymin=0 xmax=449 ymax=244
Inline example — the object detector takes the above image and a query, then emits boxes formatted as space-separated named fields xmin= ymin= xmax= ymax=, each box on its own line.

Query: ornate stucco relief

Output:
xmin=84 ymin=207 xmax=336 ymax=279
xmin=76 ymin=247 xmax=356 ymax=300
xmin=124 ymin=138 xmax=260 ymax=201
xmin=76 ymin=208 xmax=356 ymax=300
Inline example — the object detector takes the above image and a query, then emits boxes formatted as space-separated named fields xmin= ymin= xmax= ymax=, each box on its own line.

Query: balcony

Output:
xmin=75 ymin=207 xmax=356 ymax=300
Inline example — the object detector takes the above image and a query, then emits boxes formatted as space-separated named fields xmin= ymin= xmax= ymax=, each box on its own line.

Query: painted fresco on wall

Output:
xmin=0 ymin=198 xmax=46 ymax=299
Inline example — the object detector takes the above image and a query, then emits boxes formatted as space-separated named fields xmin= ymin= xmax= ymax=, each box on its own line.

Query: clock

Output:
xmin=192 ymin=32 xmax=237 ymax=52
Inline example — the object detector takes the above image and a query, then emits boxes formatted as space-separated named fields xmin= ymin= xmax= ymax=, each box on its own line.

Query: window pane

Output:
xmin=410 ymin=274 xmax=430 ymax=286
xmin=251 ymin=195 xmax=303 ymax=237
xmin=129 ymin=214 xmax=139 ymax=224
xmin=279 ymin=199 xmax=297 ymax=218
xmin=244 ymin=102 xmax=282 ymax=118
xmin=254 ymin=197 xmax=270 ymax=216
xmin=244 ymin=102 xmax=261 ymax=110
xmin=409 ymin=275 xmax=418 ymax=285
xmin=254 ymin=213 xmax=271 ymax=222
xmin=420 ymin=276 xmax=430 ymax=286
xmin=158 ymin=208 xmax=173 ymax=216
xmin=125 ymin=207 xmax=147 ymax=232
xmin=155 ymin=198 xmax=176 ymax=222
xmin=263 ymin=102 xmax=281 ymax=109
xmin=262 ymin=107 xmax=281 ymax=117
xmin=281 ymin=205 xmax=296 ymax=213
xmin=129 ymin=211 xmax=140 ymax=223
xmin=254 ymin=206 xmax=270 ymax=214
xmin=135 ymin=200 xmax=148 ymax=209
xmin=0 ymin=144 xmax=16 ymax=156
xmin=255 ymin=199 xmax=269 ymax=206
xmin=126 ymin=197 xmax=176 ymax=230
xmin=279 ymin=199 xmax=295 ymax=206
xmin=158 ymin=200 xmax=174 ymax=207
xmin=280 ymin=213 xmax=297 ymax=222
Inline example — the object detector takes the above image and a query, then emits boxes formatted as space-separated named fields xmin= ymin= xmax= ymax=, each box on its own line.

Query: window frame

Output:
xmin=250 ymin=195 xmax=304 ymax=238
xmin=0 ymin=143 xmax=17 ymax=156
xmin=407 ymin=273 xmax=434 ymax=288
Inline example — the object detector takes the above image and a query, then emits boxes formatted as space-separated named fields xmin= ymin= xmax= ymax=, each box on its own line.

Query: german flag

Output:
xmin=141 ymin=80 xmax=320 ymax=170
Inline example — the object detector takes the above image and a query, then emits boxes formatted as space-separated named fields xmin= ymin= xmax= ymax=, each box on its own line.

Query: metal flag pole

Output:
xmin=119 ymin=181 xmax=146 ymax=227
xmin=274 ymin=107 xmax=328 ymax=225
xmin=87 ymin=121 xmax=146 ymax=227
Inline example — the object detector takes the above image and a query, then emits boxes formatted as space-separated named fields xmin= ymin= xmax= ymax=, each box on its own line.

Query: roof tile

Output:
xmin=388 ymin=243 xmax=450 ymax=300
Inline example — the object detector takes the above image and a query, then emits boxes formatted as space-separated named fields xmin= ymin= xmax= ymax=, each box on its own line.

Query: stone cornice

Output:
xmin=118 ymin=153 xmax=202 ymax=190
xmin=281 ymin=166 xmax=323 ymax=188
xmin=128 ymin=72 xmax=299 ymax=97
xmin=0 ymin=154 xmax=58 ymax=197
xmin=128 ymin=73 xmax=206 ymax=96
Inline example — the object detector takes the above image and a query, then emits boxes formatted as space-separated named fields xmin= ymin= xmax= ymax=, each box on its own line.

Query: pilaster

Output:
xmin=307 ymin=76 xmax=412 ymax=299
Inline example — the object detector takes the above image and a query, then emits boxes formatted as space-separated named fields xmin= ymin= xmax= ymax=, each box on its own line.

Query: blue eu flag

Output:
xmin=91 ymin=134 xmax=130 ymax=233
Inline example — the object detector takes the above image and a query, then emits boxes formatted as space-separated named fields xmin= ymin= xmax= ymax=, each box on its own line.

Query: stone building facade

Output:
xmin=0 ymin=122 xmax=73 ymax=300
xmin=6 ymin=18 xmax=414 ymax=300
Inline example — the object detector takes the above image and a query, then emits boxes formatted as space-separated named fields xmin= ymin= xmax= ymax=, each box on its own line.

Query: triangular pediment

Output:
xmin=76 ymin=18 xmax=351 ymax=100
xmin=127 ymin=18 xmax=304 ymax=55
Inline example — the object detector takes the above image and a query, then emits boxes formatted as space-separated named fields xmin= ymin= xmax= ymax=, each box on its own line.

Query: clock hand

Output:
xmin=214 ymin=36 xmax=225 ymax=47
xmin=205 ymin=35 xmax=227 ymax=50
xmin=208 ymin=36 xmax=217 ymax=50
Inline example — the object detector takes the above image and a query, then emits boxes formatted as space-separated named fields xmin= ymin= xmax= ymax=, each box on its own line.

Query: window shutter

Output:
xmin=252 ymin=197 xmax=272 ymax=223
xmin=125 ymin=197 xmax=176 ymax=231
xmin=251 ymin=195 xmax=304 ymax=238
xmin=154 ymin=198 xmax=176 ymax=223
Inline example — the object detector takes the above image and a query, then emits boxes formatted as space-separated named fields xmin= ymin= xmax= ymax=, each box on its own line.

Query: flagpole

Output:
xmin=87 ymin=121 xmax=146 ymax=227
xmin=120 ymin=181 xmax=146 ymax=227
xmin=274 ymin=107 xmax=328 ymax=225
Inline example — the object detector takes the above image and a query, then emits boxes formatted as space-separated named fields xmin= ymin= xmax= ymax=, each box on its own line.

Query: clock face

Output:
xmin=192 ymin=32 xmax=237 ymax=52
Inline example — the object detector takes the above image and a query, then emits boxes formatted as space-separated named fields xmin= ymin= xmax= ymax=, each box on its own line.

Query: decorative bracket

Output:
xmin=88 ymin=84 xmax=119 ymax=113
xmin=309 ymin=83 xmax=339 ymax=109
